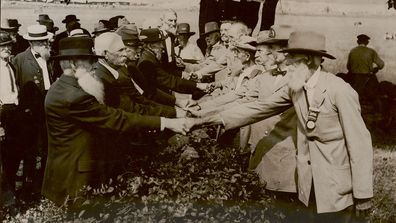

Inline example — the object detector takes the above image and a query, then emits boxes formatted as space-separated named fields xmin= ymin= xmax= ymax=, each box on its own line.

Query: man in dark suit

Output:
xmin=43 ymin=36 xmax=188 ymax=207
xmin=137 ymin=28 xmax=210 ymax=100
xmin=94 ymin=32 xmax=176 ymax=117
xmin=0 ymin=19 xmax=29 ymax=56
xmin=12 ymin=24 xmax=54 ymax=200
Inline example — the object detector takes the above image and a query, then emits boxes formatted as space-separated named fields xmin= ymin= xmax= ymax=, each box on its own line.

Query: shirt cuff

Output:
xmin=160 ymin=117 xmax=165 ymax=131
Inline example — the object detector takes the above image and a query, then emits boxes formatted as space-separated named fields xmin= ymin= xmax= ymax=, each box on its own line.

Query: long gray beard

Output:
xmin=286 ymin=64 xmax=310 ymax=93
xmin=75 ymin=68 xmax=104 ymax=104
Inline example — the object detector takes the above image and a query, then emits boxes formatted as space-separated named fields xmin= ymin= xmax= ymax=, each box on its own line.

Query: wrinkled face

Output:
xmin=255 ymin=45 xmax=275 ymax=68
xmin=0 ymin=44 xmax=12 ymax=60
xmin=105 ymin=47 xmax=127 ymax=67
xmin=220 ymin=23 xmax=231 ymax=43
xmin=176 ymin=34 xmax=189 ymax=47
xmin=269 ymin=44 xmax=286 ymax=64
xmin=227 ymin=26 xmax=243 ymax=46
xmin=31 ymin=40 xmax=51 ymax=61
xmin=232 ymin=48 xmax=249 ymax=64
xmin=125 ymin=45 xmax=141 ymax=62
xmin=205 ymin=32 xmax=220 ymax=47
xmin=162 ymin=11 xmax=177 ymax=35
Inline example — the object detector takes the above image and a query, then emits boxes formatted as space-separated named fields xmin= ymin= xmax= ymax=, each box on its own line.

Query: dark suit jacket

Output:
xmin=12 ymin=48 xmax=54 ymax=144
xmin=137 ymin=49 xmax=198 ymax=95
xmin=94 ymin=62 xmax=176 ymax=117
xmin=11 ymin=34 xmax=29 ymax=56
xmin=127 ymin=63 xmax=176 ymax=106
xmin=42 ymin=75 xmax=160 ymax=206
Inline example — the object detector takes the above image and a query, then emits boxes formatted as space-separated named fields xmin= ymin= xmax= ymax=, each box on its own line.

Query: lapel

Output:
xmin=25 ymin=48 xmax=41 ymax=74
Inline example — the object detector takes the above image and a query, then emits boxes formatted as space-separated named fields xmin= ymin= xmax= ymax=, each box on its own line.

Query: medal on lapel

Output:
xmin=34 ymin=75 xmax=40 ymax=85
xmin=306 ymin=107 xmax=320 ymax=130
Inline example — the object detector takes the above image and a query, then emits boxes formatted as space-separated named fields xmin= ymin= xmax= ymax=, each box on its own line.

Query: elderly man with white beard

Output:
xmin=186 ymin=31 xmax=373 ymax=222
xmin=42 ymin=36 xmax=189 ymax=207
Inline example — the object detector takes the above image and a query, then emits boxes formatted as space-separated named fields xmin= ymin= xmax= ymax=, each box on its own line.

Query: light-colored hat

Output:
xmin=231 ymin=35 xmax=257 ymax=52
xmin=23 ymin=24 xmax=53 ymax=41
xmin=69 ymin=29 xmax=89 ymax=37
xmin=201 ymin=21 xmax=220 ymax=36
xmin=116 ymin=23 xmax=142 ymax=47
xmin=280 ymin=31 xmax=335 ymax=59
xmin=94 ymin=32 xmax=125 ymax=56
xmin=257 ymin=24 xmax=294 ymax=45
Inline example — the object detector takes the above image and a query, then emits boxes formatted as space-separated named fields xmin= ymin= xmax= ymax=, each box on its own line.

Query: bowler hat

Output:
xmin=115 ymin=24 xmax=142 ymax=46
xmin=0 ymin=19 xmax=22 ymax=31
xmin=92 ymin=20 xmax=110 ymax=35
xmin=357 ymin=34 xmax=370 ymax=41
xmin=201 ymin=21 xmax=220 ymax=36
xmin=37 ymin=14 xmax=51 ymax=22
xmin=23 ymin=24 xmax=53 ymax=41
xmin=62 ymin=14 xmax=80 ymax=24
xmin=52 ymin=36 xmax=103 ymax=59
xmin=0 ymin=31 xmax=14 ymax=46
xmin=139 ymin=28 xmax=166 ymax=42
xmin=280 ymin=31 xmax=335 ymax=59
xmin=257 ymin=24 xmax=294 ymax=45
xmin=176 ymin=23 xmax=195 ymax=36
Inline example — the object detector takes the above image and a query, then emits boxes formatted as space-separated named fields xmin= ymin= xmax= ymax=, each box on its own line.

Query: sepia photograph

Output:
xmin=0 ymin=0 xmax=395 ymax=222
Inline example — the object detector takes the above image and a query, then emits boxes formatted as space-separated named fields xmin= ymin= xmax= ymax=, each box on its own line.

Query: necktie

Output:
xmin=6 ymin=63 xmax=15 ymax=92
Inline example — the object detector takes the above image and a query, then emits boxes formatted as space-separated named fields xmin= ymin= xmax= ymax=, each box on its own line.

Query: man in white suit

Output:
xmin=187 ymin=31 xmax=373 ymax=222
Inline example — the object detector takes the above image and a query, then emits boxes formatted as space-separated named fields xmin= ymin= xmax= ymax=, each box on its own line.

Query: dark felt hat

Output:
xmin=357 ymin=34 xmax=370 ymax=41
xmin=62 ymin=14 xmax=80 ymax=24
xmin=201 ymin=21 xmax=220 ymax=36
xmin=139 ymin=28 xmax=166 ymax=42
xmin=52 ymin=36 xmax=103 ymax=59
xmin=176 ymin=23 xmax=195 ymax=36
xmin=37 ymin=14 xmax=51 ymax=22
xmin=1 ymin=19 xmax=22 ymax=31
xmin=92 ymin=20 xmax=110 ymax=35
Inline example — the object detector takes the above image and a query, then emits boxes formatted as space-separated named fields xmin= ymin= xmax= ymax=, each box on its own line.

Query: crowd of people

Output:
xmin=0 ymin=8 xmax=385 ymax=222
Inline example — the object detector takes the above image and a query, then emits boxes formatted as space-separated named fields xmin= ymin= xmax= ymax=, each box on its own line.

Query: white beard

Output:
xmin=286 ymin=63 xmax=310 ymax=93
xmin=74 ymin=68 xmax=105 ymax=104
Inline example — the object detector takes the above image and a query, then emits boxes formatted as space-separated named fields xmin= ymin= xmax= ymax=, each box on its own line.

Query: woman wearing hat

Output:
xmin=187 ymin=31 xmax=373 ymax=222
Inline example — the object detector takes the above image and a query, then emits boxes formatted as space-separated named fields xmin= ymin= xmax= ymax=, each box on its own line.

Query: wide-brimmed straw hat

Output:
xmin=201 ymin=21 xmax=220 ymax=36
xmin=257 ymin=24 xmax=294 ymax=45
xmin=23 ymin=24 xmax=53 ymax=41
xmin=279 ymin=31 xmax=335 ymax=59
xmin=176 ymin=23 xmax=195 ymax=36
xmin=52 ymin=36 xmax=103 ymax=59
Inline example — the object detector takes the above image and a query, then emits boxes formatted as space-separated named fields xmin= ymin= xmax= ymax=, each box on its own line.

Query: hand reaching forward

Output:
xmin=162 ymin=118 xmax=190 ymax=135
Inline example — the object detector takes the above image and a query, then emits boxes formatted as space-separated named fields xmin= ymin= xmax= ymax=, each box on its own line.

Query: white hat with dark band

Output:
xmin=23 ymin=24 xmax=53 ymax=41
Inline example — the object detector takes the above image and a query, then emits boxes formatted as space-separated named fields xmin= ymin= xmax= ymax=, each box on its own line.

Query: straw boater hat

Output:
xmin=176 ymin=23 xmax=195 ymax=36
xmin=201 ymin=21 xmax=220 ymax=36
xmin=0 ymin=31 xmax=14 ymax=46
xmin=52 ymin=36 xmax=103 ymax=59
xmin=23 ymin=24 xmax=53 ymax=41
xmin=257 ymin=24 xmax=294 ymax=45
xmin=139 ymin=28 xmax=166 ymax=43
xmin=0 ymin=19 xmax=22 ymax=31
xmin=115 ymin=23 xmax=142 ymax=47
xmin=280 ymin=31 xmax=335 ymax=59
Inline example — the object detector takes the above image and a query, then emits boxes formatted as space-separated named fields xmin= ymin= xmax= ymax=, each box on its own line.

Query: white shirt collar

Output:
xmin=99 ymin=59 xmax=119 ymax=79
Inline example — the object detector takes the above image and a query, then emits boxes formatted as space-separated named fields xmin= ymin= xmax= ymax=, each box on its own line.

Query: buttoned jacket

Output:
xmin=220 ymin=70 xmax=373 ymax=213
xmin=42 ymin=75 xmax=160 ymax=206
